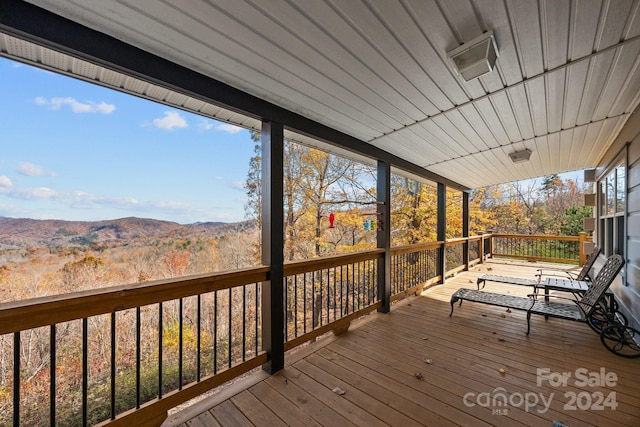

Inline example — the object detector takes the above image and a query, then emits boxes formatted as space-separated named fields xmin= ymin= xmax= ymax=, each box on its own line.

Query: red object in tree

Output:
xmin=329 ymin=213 xmax=335 ymax=228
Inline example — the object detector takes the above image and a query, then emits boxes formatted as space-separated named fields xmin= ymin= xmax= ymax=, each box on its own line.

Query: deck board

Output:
xmin=167 ymin=259 xmax=640 ymax=427
xmin=229 ymin=390 xmax=287 ymax=427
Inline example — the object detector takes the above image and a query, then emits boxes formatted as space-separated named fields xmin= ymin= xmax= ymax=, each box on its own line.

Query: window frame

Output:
xmin=597 ymin=151 xmax=627 ymax=260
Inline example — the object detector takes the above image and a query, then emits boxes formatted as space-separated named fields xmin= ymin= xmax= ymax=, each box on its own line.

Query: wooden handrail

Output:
xmin=283 ymin=249 xmax=384 ymax=276
xmin=390 ymin=241 xmax=443 ymax=256
xmin=0 ymin=266 xmax=270 ymax=335
xmin=490 ymin=233 xmax=593 ymax=265
xmin=492 ymin=233 xmax=581 ymax=241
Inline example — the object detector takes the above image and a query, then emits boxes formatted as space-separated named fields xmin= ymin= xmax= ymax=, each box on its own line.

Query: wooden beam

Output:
xmin=377 ymin=160 xmax=391 ymax=313
xmin=462 ymin=191 xmax=470 ymax=270
xmin=437 ymin=183 xmax=446 ymax=283
xmin=261 ymin=121 xmax=285 ymax=374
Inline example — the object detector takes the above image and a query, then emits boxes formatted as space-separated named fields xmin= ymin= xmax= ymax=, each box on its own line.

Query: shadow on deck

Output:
xmin=165 ymin=259 xmax=640 ymax=427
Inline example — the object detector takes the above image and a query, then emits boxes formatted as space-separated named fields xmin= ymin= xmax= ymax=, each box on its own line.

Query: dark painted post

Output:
xmin=377 ymin=161 xmax=391 ymax=313
xmin=261 ymin=121 xmax=285 ymax=374
xmin=437 ymin=183 xmax=446 ymax=283
xmin=462 ymin=191 xmax=470 ymax=270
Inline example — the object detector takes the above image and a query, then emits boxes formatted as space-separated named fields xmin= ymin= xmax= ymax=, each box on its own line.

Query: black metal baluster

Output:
xmin=311 ymin=273 xmax=316 ymax=329
xmin=351 ymin=263 xmax=355 ymax=312
xmin=111 ymin=313 xmax=116 ymax=419
xmin=242 ymin=285 xmax=247 ymax=361
xmin=371 ymin=259 xmax=375 ymax=304
xmin=197 ymin=295 xmax=201 ymax=381
xmin=333 ymin=267 xmax=337 ymax=321
xmin=366 ymin=260 xmax=370 ymax=303
xmin=214 ymin=292 xmax=218 ymax=374
xmin=319 ymin=270 xmax=323 ymax=326
xmin=356 ymin=262 xmax=361 ymax=309
xmin=284 ymin=278 xmax=288 ymax=342
xmin=82 ymin=318 xmax=88 ymax=427
xmin=326 ymin=269 xmax=330 ymax=324
xmin=255 ymin=282 xmax=259 ymax=355
xmin=303 ymin=273 xmax=307 ymax=333
xmin=179 ymin=299 xmax=183 ymax=390
xmin=339 ymin=266 xmax=344 ymax=316
xmin=50 ymin=324 xmax=56 ymax=426
xmin=228 ymin=288 xmax=232 ymax=368
xmin=14 ymin=332 xmax=20 ymax=427
xmin=158 ymin=302 xmax=163 ymax=398
xmin=135 ymin=309 xmax=140 ymax=408
xmin=345 ymin=264 xmax=350 ymax=314
xmin=294 ymin=275 xmax=298 ymax=337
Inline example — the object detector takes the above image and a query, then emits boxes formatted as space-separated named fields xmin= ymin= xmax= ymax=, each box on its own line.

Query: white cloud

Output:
xmin=0 ymin=176 xmax=12 ymax=187
xmin=16 ymin=162 xmax=57 ymax=177
xmin=35 ymin=96 xmax=115 ymax=114
xmin=198 ymin=119 xmax=214 ymax=131
xmin=230 ymin=181 xmax=245 ymax=190
xmin=215 ymin=123 xmax=242 ymax=134
xmin=152 ymin=111 xmax=188 ymax=130
xmin=7 ymin=187 xmax=58 ymax=200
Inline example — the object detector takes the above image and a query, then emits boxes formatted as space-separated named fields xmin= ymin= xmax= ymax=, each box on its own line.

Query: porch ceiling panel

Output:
xmin=9 ymin=0 xmax=640 ymax=189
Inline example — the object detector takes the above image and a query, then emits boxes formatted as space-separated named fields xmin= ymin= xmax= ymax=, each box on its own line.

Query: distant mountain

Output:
xmin=0 ymin=216 xmax=256 ymax=249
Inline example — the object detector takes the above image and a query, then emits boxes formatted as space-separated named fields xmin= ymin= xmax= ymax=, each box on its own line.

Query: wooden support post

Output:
xmin=579 ymin=232 xmax=587 ymax=266
xmin=377 ymin=161 xmax=391 ymax=313
xmin=478 ymin=232 xmax=485 ymax=264
xmin=437 ymin=183 xmax=446 ymax=283
xmin=261 ymin=121 xmax=284 ymax=374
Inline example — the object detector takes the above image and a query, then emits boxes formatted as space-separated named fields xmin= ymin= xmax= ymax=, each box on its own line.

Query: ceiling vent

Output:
xmin=508 ymin=149 xmax=532 ymax=164
xmin=447 ymin=31 xmax=498 ymax=81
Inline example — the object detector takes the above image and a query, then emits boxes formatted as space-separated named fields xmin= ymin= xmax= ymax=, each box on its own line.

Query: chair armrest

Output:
xmin=535 ymin=269 xmax=571 ymax=279
xmin=529 ymin=293 xmax=577 ymax=303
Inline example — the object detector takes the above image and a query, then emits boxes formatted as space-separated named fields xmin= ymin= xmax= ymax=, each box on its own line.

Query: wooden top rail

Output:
xmin=390 ymin=236 xmax=484 ymax=256
xmin=0 ymin=249 xmax=389 ymax=335
xmin=0 ymin=266 xmax=270 ymax=335
xmin=283 ymin=249 xmax=384 ymax=276
xmin=390 ymin=241 xmax=443 ymax=256
xmin=491 ymin=233 xmax=582 ymax=241
xmin=446 ymin=237 xmax=473 ymax=245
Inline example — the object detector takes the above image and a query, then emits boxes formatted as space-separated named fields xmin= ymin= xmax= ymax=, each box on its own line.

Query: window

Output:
xmin=598 ymin=160 xmax=626 ymax=257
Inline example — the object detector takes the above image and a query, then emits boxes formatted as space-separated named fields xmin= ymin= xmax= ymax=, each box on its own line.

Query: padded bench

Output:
xmin=449 ymin=255 xmax=625 ymax=335
xmin=477 ymin=274 xmax=616 ymax=311
xmin=449 ymin=288 xmax=585 ymax=333
xmin=450 ymin=288 xmax=535 ymax=313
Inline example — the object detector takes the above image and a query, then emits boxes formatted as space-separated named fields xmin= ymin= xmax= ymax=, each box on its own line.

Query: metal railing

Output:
xmin=0 ymin=232 xmax=589 ymax=426
xmin=390 ymin=242 xmax=439 ymax=299
xmin=283 ymin=250 xmax=384 ymax=350
xmin=490 ymin=232 xmax=591 ymax=264
xmin=0 ymin=268 xmax=269 ymax=427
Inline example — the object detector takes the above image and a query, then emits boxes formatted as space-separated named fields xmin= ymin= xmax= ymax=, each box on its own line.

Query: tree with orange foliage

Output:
xmin=162 ymin=250 xmax=190 ymax=277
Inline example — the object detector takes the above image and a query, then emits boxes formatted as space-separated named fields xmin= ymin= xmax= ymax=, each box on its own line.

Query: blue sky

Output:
xmin=0 ymin=57 xmax=256 ymax=224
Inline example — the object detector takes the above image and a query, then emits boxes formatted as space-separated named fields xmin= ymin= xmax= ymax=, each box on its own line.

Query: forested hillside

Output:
xmin=0 ymin=216 xmax=252 ymax=249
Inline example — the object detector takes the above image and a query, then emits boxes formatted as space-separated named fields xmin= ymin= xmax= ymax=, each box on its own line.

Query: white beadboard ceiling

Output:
xmin=8 ymin=0 xmax=640 ymax=189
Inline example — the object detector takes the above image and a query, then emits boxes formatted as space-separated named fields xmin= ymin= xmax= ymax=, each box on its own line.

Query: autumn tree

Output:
xmin=245 ymin=137 xmax=376 ymax=261
xmin=391 ymin=177 xmax=437 ymax=244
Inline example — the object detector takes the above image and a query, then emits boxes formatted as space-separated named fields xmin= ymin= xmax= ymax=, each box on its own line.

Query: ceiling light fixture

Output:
xmin=508 ymin=149 xmax=532 ymax=163
xmin=447 ymin=30 xmax=499 ymax=81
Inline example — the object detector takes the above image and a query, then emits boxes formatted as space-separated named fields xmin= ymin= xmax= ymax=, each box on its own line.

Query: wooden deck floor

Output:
xmin=165 ymin=260 xmax=640 ymax=427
